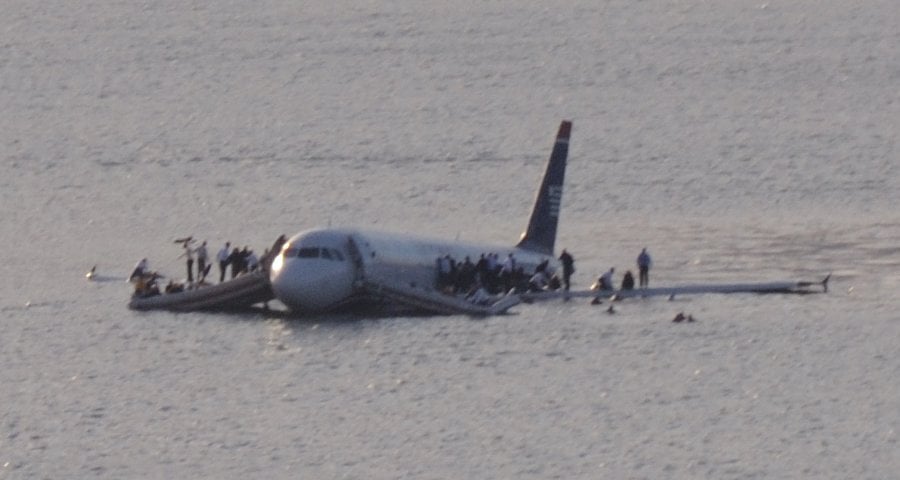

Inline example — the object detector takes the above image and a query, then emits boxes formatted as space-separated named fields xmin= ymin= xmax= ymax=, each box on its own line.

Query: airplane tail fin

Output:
xmin=516 ymin=120 xmax=571 ymax=256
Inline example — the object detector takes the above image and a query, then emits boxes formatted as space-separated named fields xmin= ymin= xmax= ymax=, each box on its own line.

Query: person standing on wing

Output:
xmin=637 ymin=247 xmax=652 ymax=288
xmin=621 ymin=270 xmax=635 ymax=290
xmin=599 ymin=267 xmax=615 ymax=290
xmin=558 ymin=249 xmax=575 ymax=291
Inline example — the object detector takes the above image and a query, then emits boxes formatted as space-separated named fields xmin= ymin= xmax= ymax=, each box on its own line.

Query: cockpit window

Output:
xmin=283 ymin=246 xmax=345 ymax=261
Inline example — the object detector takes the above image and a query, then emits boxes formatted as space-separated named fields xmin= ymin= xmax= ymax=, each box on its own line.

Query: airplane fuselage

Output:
xmin=269 ymin=228 xmax=559 ymax=313
xmin=269 ymin=120 xmax=572 ymax=314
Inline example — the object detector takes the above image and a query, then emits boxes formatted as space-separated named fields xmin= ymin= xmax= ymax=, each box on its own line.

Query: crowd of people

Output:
xmin=181 ymin=239 xmax=261 ymax=284
xmin=432 ymin=248 xmax=583 ymax=306
xmin=211 ymin=241 xmax=261 ymax=283
xmin=433 ymin=246 xmax=653 ymax=302
xmin=591 ymin=248 xmax=653 ymax=292
xmin=129 ymin=258 xmax=161 ymax=297
xmin=130 ymin=238 xmax=267 ymax=297
xmin=435 ymin=252 xmax=564 ymax=299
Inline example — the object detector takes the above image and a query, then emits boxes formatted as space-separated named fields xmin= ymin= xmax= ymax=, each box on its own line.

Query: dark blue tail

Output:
xmin=516 ymin=120 xmax=571 ymax=256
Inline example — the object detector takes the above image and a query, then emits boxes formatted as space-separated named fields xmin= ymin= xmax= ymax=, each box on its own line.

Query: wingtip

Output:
xmin=558 ymin=120 xmax=572 ymax=140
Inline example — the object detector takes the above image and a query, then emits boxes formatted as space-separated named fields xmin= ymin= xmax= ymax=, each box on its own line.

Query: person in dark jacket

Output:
xmin=558 ymin=249 xmax=575 ymax=291
xmin=637 ymin=248 xmax=652 ymax=288
xmin=621 ymin=270 xmax=635 ymax=290
xmin=228 ymin=247 xmax=242 ymax=279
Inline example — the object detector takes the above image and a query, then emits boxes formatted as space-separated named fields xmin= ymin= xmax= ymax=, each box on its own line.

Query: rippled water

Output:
xmin=2 ymin=1 xmax=899 ymax=478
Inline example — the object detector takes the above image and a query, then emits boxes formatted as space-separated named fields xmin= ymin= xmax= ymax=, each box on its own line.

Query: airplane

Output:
xmin=268 ymin=120 xmax=574 ymax=314
xmin=128 ymin=119 xmax=827 ymax=314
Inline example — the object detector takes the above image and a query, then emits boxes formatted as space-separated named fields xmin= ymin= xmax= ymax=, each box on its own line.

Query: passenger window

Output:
xmin=284 ymin=248 xmax=298 ymax=257
xmin=321 ymin=249 xmax=332 ymax=260
xmin=297 ymin=248 xmax=319 ymax=258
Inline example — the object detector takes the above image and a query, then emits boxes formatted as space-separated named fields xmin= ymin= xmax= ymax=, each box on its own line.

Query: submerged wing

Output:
xmin=363 ymin=279 xmax=520 ymax=316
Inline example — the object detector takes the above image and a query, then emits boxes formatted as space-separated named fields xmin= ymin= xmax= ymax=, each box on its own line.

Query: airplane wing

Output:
xmin=520 ymin=276 xmax=831 ymax=303
xmin=363 ymin=279 xmax=520 ymax=316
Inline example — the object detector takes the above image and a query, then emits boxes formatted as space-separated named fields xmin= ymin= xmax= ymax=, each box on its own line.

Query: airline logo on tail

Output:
xmin=548 ymin=185 xmax=562 ymax=218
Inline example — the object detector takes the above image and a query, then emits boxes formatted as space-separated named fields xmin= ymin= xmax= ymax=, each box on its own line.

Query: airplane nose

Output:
xmin=269 ymin=256 xmax=355 ymax=312
xmin=269 ymin=250 xmax=285 ymax=275
xmin=270 ymin=258 xmax=307 ymax=309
